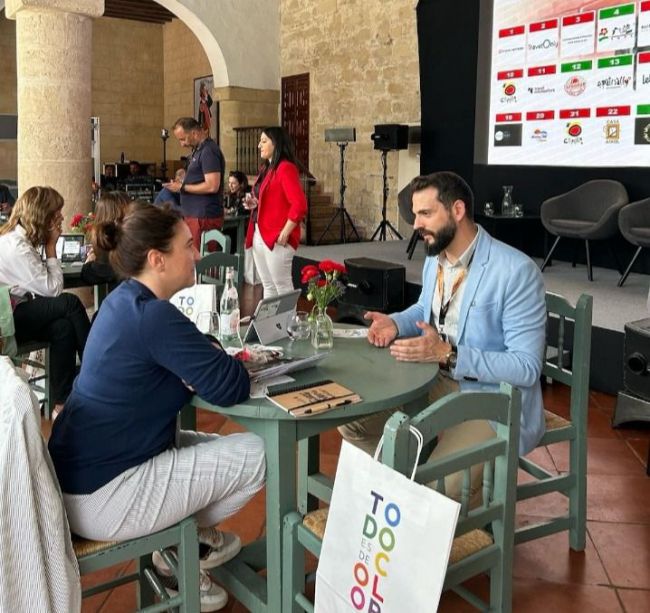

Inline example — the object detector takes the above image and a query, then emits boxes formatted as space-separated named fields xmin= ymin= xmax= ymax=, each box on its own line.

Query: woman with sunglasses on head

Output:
xmin=244 ymin=126 xmax=307 ymax=297
xmin=0 ymin=186 xmax=91 ymax=414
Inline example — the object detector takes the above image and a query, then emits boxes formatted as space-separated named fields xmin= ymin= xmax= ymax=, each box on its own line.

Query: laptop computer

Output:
xmin=242 ymin=289 xmax=302 ymax=345
xmin=56 ymin=234 xmax=85 ymax=263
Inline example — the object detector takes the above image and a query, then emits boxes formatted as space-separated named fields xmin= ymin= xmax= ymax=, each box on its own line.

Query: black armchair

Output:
xmin=617 ymin=197 xmax=650 ymax=287
xmin=540 ymin=180 xmax=628 ymax=281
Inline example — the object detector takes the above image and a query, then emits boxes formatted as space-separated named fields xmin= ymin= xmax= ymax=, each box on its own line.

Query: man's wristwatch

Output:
xmin=440 ymin=345 xmax=457 ymax=371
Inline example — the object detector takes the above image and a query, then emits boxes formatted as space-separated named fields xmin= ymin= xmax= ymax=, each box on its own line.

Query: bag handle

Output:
xmin=374 ymin=425 xmax=424 ymax=481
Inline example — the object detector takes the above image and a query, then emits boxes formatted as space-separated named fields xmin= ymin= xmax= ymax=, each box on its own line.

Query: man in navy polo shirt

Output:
xmin=167 ymin=117 xmax=225 ymax=250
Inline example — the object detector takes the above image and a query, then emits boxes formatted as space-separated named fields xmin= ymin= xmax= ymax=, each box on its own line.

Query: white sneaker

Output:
xmin=152 ymin=550 xmax=228 ymax=612
xmin=198 ymin=528 xmax=242 ymax=570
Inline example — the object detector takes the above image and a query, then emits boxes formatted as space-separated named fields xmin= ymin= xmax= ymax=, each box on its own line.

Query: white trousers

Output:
xmin=252 ymin=226 xmax=296 ymax=298
xmin=63 ymin=430 xmax=266 ymax=541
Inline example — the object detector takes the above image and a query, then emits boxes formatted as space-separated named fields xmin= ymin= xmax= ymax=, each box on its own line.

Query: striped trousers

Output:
xmin=63 ymin=430 xmax=266 ymax=541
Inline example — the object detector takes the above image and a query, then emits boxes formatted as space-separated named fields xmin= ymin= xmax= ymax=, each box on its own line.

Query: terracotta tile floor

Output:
xmin=61 ymin=288 xmax=650 ymax=612
xmin=65 ymin=385 xmax=649 ymax=612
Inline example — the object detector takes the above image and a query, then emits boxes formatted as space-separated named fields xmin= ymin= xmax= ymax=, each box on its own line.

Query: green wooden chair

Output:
xmin=196 ymin=251 xmax=242 ymax=289
xmin=283 ymin=383 xmax=521 ymax=612
xmin=200 ymin=229 xmax=231 ymax=256
xmin=516 ymin=292 xmax=593 ymax=551
xmin=74 ymin=519 xmax=201 ymax=612
xmin=0 ymin=285 xmax=52 ymax=419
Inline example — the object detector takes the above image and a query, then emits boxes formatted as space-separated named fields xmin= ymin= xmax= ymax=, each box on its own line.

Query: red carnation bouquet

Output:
xmin=300 ymin=259 xmax=348 ymax=314
xmin=70 ymin=211 xmax=95 ymax=237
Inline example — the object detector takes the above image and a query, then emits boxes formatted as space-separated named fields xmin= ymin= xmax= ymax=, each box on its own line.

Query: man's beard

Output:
xmin=422 ymin=219 xmax=457 ymax=257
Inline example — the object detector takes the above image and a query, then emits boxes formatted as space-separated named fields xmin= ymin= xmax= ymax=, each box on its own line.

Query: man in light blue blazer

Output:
xmin=340 ymin=172 xmax=546 ymax=496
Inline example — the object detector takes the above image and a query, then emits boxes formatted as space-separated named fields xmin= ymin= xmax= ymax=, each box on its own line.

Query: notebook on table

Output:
xmin=265 ymin=379 xmax=362 ymax=417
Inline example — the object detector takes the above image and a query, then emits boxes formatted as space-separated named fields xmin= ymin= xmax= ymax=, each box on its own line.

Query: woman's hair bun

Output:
xmin=95 ymin=221 xmax=120 ymax=252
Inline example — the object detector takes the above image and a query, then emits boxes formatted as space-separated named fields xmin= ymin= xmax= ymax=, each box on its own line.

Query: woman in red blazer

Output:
xmin=244 ymin=127 xmax=307 ymax=297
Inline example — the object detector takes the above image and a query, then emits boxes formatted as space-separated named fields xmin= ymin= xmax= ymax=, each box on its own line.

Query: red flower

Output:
xmin=319 ymin=259 xmax=346 ymax=274
xmin=300 ymin=264 xmax=320 ymax=284
xmin=70 ymin=213 xmax=83 ymax=227
xmin=317 ymin=279 xmax=327 ymax=287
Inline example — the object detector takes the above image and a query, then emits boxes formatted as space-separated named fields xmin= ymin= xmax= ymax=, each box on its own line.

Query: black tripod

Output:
xmin=317 ymin=142 xmax=360 ymax=244
xmin=160 ymin=129 xmax=169 ymax=181
xmin=370 ymin=149 xmax=402 ymax=241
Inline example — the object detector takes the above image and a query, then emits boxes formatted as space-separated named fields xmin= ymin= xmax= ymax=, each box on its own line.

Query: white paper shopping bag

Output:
xmin=169 ymin=284 xmax=217 ymax=328
xmin=315 ymin=441 xmax=460 ymax=613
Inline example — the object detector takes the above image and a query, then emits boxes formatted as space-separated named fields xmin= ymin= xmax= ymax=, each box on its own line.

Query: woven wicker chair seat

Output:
xmin=72 ymin=534 xmax=120 ymax=558
xmin=302 ymin=507 xmax=329 ymax=539
xmin=303 ymin=508 xmax=493 ymax=564
xmin=544 ymin=409 xmax=570 ymax=431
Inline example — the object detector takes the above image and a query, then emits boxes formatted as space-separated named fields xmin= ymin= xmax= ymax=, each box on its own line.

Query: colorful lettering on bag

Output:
xmin=349 ymin=490 xmax=401 ymax=611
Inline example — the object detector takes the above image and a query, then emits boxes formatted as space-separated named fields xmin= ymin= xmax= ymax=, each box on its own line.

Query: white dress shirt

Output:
xmin=0 ymin=225 xmax=63 ymax=299
xmin=431 ymin=227 xmax=480 ymax=346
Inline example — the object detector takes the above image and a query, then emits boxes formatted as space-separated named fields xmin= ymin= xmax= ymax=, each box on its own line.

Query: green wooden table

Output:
xmin=189 ymin=332 xmax=438 ymax=612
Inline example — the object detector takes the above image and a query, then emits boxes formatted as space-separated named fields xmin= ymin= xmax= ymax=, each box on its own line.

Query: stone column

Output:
xmin=6 ymin=0 xmax=104 ymax=222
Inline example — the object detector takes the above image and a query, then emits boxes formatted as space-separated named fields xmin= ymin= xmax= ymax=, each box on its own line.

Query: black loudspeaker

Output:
xmin=371 ymin=124 xmax=409 ymax=151
xmin=623 ymin=318 xmax=650 ymax=401
xmin=339 ymin=257 xmax=405 ymax=312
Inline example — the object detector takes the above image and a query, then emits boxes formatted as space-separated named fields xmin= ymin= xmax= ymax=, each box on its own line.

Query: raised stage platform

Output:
xmin=295 ymin=238 xmax=650 ymax=394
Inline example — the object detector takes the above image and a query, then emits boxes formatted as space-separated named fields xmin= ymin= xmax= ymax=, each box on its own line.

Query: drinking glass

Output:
xmin=484 ymin=201 xmax=494 ymax=216
xmin=243 ymin=193 xmax=258 ymax=211
xmin=514 ymin=203 xmax=524 ymax=218
xmin=196 ymin=311 xmax=220 ymax=337
xmin=287 ymin=311 xmax=311 ymax=342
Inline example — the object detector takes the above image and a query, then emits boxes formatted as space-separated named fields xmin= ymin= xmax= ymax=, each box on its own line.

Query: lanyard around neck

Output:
xmin=435 ymin=249 xmax=475 ymax=336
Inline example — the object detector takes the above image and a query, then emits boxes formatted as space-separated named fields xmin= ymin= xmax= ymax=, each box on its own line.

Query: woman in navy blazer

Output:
xmin=244 ymin=127 xmax=307 ymax=297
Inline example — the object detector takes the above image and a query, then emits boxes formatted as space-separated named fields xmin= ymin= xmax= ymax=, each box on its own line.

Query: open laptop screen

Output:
xmin=56 ymin=234 xmax=85 ymax=262
xmin=242 ymin=289 xmax=301 ymax=345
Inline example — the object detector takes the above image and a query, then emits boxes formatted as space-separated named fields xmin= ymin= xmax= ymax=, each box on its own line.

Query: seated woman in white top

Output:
xmin=0 ymin=186 xmax=91 ymax=412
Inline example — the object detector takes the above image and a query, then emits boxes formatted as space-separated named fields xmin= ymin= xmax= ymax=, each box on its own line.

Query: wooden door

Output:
xmin=281 ymin=73 xmax=309 ymax=171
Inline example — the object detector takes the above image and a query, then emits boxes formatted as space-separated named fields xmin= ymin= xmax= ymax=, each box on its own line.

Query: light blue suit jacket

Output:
xmin=392 ymin=227 xmax=546 ymax=455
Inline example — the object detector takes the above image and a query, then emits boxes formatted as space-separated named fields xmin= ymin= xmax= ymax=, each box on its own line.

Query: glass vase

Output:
xmin=311 ymin=307 xmax=334 ymax=350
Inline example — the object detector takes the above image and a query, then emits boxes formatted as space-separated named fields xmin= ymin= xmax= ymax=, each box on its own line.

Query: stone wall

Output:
xmin=163 ymin=19 xmax=279 ymax=176
xmin=0 ymin=10 xmax=280 ymax=185
xmin=162 ymin=17 xmax=211 ymax=167
xmin=92 ymin=17 xmax=164 ymax=170
xmin=214 ymin=86 xmax=279 ymax=175
xmin=0 ymin=11 xmax=17 ymax=179
xmin=280 ymin=0 xmax=420 ymax=237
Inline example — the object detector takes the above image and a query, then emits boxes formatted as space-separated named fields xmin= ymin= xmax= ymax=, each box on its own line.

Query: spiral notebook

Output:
xmin=265 ymin=379 xmax=362 ymax=417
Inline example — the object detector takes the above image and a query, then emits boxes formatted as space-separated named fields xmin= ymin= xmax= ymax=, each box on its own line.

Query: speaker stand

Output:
xmin=370 ymin=150 xmax=403 ymax=241
xmin=317 ymin=142 xmax=360 ymax=245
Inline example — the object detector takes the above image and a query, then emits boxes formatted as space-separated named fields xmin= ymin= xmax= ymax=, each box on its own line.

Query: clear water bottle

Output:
xmin=219 ymin=267 xmax=241 ymax=349
xmin=501 ymin=185 xmax=514 ymax=217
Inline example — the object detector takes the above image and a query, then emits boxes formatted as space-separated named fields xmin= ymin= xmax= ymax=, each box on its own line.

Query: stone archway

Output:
xmin=0 ymin=0 xmax=280 ymax=214
xmin=155 ymin=0 xmax=279 ymax=90
xmin=155 ymin=0 xmax=282 ymax=167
